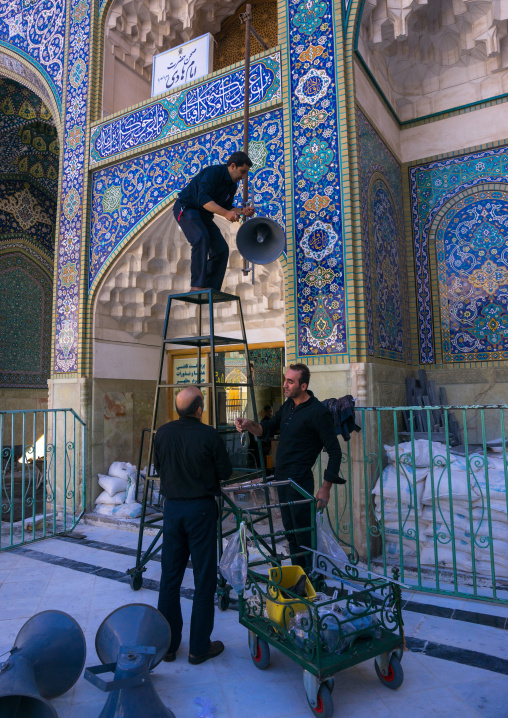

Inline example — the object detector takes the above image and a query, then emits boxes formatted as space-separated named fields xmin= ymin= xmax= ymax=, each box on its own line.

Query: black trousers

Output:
xmin=157 ymin=497 xmax=217 ymax=656
xmin=277 ymin=475 xmax=314 ymax=570
xmin=174 ymin=200 xmax=229 ymax=290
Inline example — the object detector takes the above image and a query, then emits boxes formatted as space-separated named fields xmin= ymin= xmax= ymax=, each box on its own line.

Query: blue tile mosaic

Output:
xmin=90 ymin=52 xmax=281 ymax=165
xmin=357 ymin=109 xmax=410 ymax=363
xmin=0 ymin=179 xmax=56 ymax=258
xmin=54 ymin=0 xmax=90 ymax=373
xmin=0 ymin=77 xmax=59 ymax=202
xmin=0 ymin=251 xmax=52 ymax=388
xmin=410 ymin=146 xmax=508 ymax=364
xmin=289 ymin=0 xmax=346 ymax=356
xmin=89 ymin=109 xmax=285 ymax=291
xmin=436 ymin=189 xmax=508 ymax=362
xmin=0 ymin=0 xmax=66 ymax=104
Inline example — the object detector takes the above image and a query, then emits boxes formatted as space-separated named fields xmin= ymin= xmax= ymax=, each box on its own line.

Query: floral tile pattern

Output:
xmin=410 ymin=146 xmax=508 ymax=364
xmin=53 ymin=0 xmax=90 ymax=373
xmin=0 ymin=252 xmax=52 ymax=387
xmin=357 ymin=109 xmax=410 ymax=363
xmin=88 ymin=109 xmax=284 ymax=291
xmin=289 ymin=0 xmax=346 ymax=356
xmin=0 ymin=0 xmax=66 ymax=105
xmin=436 ymin=189 xmax=508 ymax=362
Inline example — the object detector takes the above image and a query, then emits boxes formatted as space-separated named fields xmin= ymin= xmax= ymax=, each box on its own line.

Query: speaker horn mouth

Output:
xmin=0 ymin=694 xmax=57 ymax=718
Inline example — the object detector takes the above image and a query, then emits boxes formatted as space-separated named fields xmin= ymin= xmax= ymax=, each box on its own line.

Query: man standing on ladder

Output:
xmin=235 ymin=364 xmax=344 ymax=569
xmin=174 ymin=151 xmax=255 ymax=291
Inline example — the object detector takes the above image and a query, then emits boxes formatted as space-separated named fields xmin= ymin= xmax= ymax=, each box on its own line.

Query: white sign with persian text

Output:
xmin=173 ymin=357 xmax=209 ymax=410
xmin=152 ymin=34 xmax=214 ymax=97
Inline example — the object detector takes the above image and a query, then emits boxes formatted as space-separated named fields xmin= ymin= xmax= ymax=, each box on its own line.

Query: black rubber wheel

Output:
xmin=217 ymin=594 xmax=230 ymax=612
xmin=251 ymin=637 xmax=270 ymax=670
xmin=130 ymin=573 xmax=143 ymax=591
xmin=307 ymin=683 xmax=334 ymax=717
xmin=375 ymin=655 xmax=404 ymax=690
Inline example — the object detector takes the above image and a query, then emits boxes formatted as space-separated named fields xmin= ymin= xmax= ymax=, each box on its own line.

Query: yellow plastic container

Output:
xmin=266 ymin=566 xmax=316 ymax=627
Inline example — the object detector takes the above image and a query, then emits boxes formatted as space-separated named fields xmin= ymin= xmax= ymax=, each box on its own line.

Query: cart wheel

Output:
xmin=375 ymin=655 xmax=404 ymax=690
xmin=130 ymin=573 xmax=143 ymax=591
xmin=307 ymin=683 xmax=333 ymax=717
xmin=218 ymin=594 xmax=230 ymax=612
xmin=251 ymin=637 xmax=270 ymax=670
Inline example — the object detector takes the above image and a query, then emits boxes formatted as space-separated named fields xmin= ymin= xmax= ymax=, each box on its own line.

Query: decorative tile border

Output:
xmin=357 ymin=109 xmax=410 ymax=363
xmin=0 ymin=0 xmax=66 ymax=102
xmin=53 ymin=0 xmax=90 ymax=373
xmin=90 ymin=52 xmax=281 ymax=166
xmin=287 ymin=0 xmax=346 ymax=356
xmin=88 ymin=109 xmax=285 ymax=293
xmin=409 ymin=145 xmax=508 ymax=364
xmin=435 ymin=188 xmax=508 ymax=363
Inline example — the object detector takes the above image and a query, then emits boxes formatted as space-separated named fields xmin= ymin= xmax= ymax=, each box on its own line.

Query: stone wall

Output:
xmin=90 ymin=378 xmax=166 ymax=504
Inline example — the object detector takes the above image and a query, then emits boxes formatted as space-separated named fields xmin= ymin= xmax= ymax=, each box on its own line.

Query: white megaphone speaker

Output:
xmin=84 ymin=603 xmax=174 ymax=718
xmin=0 ymin=610 xmax=86 ymax=718
xmin=236 ymin=216 xmax=285 ymax=264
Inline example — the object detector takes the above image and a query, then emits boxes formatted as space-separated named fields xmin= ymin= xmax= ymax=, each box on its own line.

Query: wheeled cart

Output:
xmin=221 ymin=480 xmax=405 ymax=718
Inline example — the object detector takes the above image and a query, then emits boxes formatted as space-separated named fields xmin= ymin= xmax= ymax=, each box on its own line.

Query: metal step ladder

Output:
xmin=127 ymin=288 xmax=275 ymax=607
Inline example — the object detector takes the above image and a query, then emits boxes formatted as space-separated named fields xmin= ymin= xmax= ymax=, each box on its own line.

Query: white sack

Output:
xmin=372 ymin=464 xmax=427 ymax=513
xmin=108 ymin=461 xmax=137 ymax=481
xmin=422 ymin=470 xmax=481 ymax=504
xmin=112 ymin=502 xmax=143 ymax=518
xmin=125 ymin=476 xmax=137 ymax=504
xmin=94 ymin=504 xmax=116 ymax=516
xmin=374 ymin=495 xmax=423 ymax=520
xmin=98 ymin=474 xmax=128 ymax=496
xmin=422 ymin=509 xmax=508 ymax=543
xmin=95 ymin=490 xmax=126 ymax=505
xmin=384 ymin=440 xmax=456 ymax=468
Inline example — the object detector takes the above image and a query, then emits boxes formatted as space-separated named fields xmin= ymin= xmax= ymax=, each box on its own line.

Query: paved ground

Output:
xmin=0 ymin=521 xmax=507 ymax=718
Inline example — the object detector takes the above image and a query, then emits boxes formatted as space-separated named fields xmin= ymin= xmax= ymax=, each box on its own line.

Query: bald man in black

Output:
xmin=154 ymin=386 xmax=232 ymax=664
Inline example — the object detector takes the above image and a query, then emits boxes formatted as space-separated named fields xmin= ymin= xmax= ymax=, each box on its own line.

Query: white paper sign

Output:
xmin=152 ymin=34 xmax=214 ymax=97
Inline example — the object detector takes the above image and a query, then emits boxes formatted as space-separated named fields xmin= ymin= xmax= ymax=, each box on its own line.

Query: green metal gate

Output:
xmin=0 ymin=409 xmax=86 ymax=550
xmin=318 ymin=405 xmax=508 ymax=605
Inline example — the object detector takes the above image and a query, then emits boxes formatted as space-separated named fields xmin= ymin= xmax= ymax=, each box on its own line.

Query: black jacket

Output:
xmin=154 ymin=416 xmax=232 ymax=499
xmin=260 ymin=391 xmax=344 ymax=485
xmin=178 ymin=164 xmax=238 ymax=219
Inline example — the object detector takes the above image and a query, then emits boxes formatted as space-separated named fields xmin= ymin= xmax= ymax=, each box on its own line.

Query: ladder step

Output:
xmin=163 ymin=335 xmax=246 ymax=347
xmin=168 ymin=289 xmax=240 ymax=304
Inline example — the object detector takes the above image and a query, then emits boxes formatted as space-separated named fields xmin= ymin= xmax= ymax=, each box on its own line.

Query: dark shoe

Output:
xmin=162 ymin=650 xmax=177 ymax=662
xmin=188 ymin=640 xmax=224 ymax=665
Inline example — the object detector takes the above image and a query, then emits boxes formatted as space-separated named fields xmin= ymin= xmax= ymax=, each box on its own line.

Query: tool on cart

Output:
xmin=126 ymin=289 xmax=274 ymax=605
xmin=221 ymin=479 xmax=406 ymax=718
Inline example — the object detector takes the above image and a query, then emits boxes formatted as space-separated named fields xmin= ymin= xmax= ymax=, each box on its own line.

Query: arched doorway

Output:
xmin=91 ymin=202 xmax=285 ymax=481
xmin=0 ymin=76 xmax=59 ymax=407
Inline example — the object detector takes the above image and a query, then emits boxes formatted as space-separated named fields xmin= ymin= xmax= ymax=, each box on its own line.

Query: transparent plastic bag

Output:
xmin=316 ymin=511 xmax=348 ymax=564
xmin=219 ymin=522 xmax=248 ymax=594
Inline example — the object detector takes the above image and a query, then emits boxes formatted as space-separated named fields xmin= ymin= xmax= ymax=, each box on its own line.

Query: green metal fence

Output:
xmin=318 ymin=405 xmax=508 ymax=605
xmin=0 ymin=409 xmax=86 ymax=550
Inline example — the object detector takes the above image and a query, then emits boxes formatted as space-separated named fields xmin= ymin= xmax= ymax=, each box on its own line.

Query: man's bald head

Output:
xmin=175 ymin=386 xmax=204 ymax=418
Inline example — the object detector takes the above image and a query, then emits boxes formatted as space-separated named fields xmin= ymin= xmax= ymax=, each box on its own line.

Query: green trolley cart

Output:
xmin=221 ymin=479 xmax=406 ymax=718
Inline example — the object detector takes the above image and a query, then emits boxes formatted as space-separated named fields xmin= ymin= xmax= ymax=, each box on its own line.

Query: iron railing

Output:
xmin=317 ymin=405 xmax=508 ymax=605
xmin=0 ymin=409 xmax=86 ymax=550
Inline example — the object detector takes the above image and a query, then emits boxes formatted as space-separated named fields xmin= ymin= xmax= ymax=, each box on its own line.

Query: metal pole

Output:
xmin=242 ymin=4 xmax=251 ymax=276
